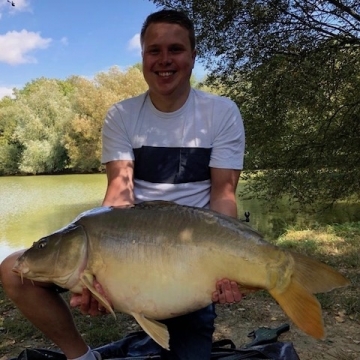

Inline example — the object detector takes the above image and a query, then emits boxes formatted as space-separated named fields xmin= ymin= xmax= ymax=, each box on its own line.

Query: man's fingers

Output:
xmin=69 ymin=293 xmax=82 ymax=308
xmin=231 ymin=281 xmax=242 ymax=302
xmin=214 ymin=279 xmax=243 ymax=304
xmin=215 ymin=279 xmax=231 ymax=304
xmin=69 ymin=279 xmax=111 ymax=316
xmin=212 ymin=291 xmax=220 ymax=303
xmin=222 ymin=279 xmax=235 ymax=303
xmin=80 ymin=287 xmax=92 ymax=314
xmin=89 ymin=295 xmax=100 ymax=316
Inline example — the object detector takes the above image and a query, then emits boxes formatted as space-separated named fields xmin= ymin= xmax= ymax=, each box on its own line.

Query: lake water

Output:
xmin=0 ymin=174 xmax=107 ymax=262
xmin=1 ymin=174 xmax=359 ymax=262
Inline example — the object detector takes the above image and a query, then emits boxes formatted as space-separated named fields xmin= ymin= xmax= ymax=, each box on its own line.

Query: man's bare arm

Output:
xmin=209 ymin=167 xmax=241 ymax=217
xmin=102 ymin=160 xmax=135 ymax=207
xmin=210 ymin=167 xmax=243 ymax=304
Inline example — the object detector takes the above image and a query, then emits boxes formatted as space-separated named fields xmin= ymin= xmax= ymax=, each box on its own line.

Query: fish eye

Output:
xmin=36 ymin=239 xmax=48 ymax=249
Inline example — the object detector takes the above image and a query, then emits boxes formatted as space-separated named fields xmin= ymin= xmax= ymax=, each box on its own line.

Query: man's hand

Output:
xmin=69 ymin=280 xmax=111 ymax=316
xmin=212 ymin=279 xmax=243 ymax=304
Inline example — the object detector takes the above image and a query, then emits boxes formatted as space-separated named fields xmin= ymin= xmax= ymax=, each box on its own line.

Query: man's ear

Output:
xmin=192 ymin=49 xmax=197 ymax=68
xmin=192 ymin=49 xmax=197 ymax=60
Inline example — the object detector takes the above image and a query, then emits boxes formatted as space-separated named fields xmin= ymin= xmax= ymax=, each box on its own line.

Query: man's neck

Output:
xmin=149 ymin=87 xmax=191 ymax=113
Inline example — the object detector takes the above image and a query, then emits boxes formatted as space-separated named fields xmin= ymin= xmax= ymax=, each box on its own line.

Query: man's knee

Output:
xmin=0 ymin=250 xmax=46 ymax=302
xmin=1 ymin=251 xmax=24 ymax=295
xmin=1 ymin=250 xmax=60 ymax=300
xmin=1 ymin=251 xmax=23 ymax=280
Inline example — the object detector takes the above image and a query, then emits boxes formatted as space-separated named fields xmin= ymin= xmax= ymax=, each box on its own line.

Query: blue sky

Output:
xmin=0 ymin=0 xmax=207 ymax=99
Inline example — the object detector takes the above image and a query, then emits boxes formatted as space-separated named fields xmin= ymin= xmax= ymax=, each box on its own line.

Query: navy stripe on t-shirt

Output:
xmin=133 ymin=146 xmax=211 ymax=184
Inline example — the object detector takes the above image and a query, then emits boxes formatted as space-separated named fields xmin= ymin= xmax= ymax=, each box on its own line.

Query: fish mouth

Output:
xmin=12 ymin=260 xmax=30 ymax=275
xmin=12 ymin=261 xmax=30 ymax=284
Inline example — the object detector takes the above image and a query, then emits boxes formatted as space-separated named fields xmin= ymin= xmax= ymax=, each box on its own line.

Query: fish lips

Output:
xmin=12 ymin=258 xmax=29 ymax=273
xmin=12 ymin=259 xmax=31 ymax=283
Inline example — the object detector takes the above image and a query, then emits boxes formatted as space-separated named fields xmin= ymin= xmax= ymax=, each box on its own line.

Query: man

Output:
xmin=97 ymin=8 xmax=245 ymax=359
xmin=0 ymin=9 xmax=245 ymax=360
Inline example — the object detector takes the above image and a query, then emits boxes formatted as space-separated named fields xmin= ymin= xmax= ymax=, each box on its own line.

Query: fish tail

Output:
xmin=269 ymin=279 xmax=324 ymax=339
xmin=290 ymin=251 xmax=350 ymax=294
xmin=269 ymin=252 xmax=350 ymax=339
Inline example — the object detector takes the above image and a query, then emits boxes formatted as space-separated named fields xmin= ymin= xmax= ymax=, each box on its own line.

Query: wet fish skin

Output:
xmin=13 ymin=201 xmax=350 ymax=350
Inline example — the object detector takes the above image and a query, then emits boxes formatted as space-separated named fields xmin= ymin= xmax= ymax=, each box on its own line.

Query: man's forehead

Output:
xmin=143 ymin=23 xmax=189 ymax=41
xmin=145 ymin=41 xmax=187 ymax=48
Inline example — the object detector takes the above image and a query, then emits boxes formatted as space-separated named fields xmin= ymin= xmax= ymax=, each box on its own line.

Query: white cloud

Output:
xmin=127 ymin=33 xmax=141 ymax=53
xmin=0 ymin=30 xmax=52 ymax=65
xmin=0 ymin=86 xmax=15 ymax=99
xmin=60 ymin=37 xmax=68 ymax=46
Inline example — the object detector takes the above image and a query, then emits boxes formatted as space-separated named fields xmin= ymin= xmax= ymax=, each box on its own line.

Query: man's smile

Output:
xmin=156 ymin=71 xmax=176 ymax=77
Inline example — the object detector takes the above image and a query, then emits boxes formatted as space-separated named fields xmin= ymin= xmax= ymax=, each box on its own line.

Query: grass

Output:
xmin=1 ymin=222 xmax=359 ymax=357
xmin=274 ymin=222 xmax=360 ymax=321
xmin=0 ymin=290 xmax=142 ymax=357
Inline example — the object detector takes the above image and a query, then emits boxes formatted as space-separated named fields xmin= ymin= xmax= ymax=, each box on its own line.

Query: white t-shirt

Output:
xmin=102 ymin=88 xmax=245 ymax=208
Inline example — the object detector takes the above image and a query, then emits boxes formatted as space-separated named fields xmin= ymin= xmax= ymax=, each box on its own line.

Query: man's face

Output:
xmin=142 ymin=22 xmax=196 ymax=100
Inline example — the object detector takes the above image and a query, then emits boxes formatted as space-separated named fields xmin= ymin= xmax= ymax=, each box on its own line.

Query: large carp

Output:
xmin=13 ymin=201 xmax=349 ymax=350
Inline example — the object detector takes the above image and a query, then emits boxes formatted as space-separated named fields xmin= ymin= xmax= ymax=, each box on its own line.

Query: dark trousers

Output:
xmin=160 ymin=304 xmax=217 ymax=360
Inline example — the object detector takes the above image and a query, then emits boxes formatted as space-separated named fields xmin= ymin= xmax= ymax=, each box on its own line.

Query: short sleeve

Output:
xmin=101 ymin=104 xmax=135 ymax=164
xmin=209 ymin=100 xmax=245 ymax=170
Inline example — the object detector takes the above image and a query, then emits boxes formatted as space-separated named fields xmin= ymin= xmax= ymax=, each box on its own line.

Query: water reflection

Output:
xmin=0 ymin=174 xmax=107 ymax=261
xmin=237 ymin=191 xmax=360 ymax=240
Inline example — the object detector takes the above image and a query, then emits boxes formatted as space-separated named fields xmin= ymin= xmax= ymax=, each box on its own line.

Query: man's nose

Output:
xmin=159 ymin=51 xmax=172 ymax=65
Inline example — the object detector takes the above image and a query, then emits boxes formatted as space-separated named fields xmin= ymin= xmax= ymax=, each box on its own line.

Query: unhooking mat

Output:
xmin=10 ymin=324 xmax=300 ymax=360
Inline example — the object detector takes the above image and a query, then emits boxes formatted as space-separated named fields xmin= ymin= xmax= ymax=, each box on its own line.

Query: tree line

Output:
xmin=0 ymin=66 xmax=149 ymax=175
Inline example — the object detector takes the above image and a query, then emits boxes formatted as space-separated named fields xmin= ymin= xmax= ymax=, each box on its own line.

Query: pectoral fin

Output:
xmin=131 ymin=312 xmax=170 ymax=350
xmin=80 ymin=271 xmax=116 ymax=319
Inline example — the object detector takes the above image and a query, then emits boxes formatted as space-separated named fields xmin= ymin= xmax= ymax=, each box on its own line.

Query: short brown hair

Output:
xmin=140 ymin=9 xmax=196 ymax=50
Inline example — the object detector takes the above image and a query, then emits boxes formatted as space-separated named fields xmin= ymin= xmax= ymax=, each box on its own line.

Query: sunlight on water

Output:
xmin=0 ymin=174 xmax=107 ymax=261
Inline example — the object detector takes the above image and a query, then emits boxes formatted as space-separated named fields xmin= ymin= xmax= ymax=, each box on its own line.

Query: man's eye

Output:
xmin=148 ymin=49 xmax=159 ymax=55
xmin=170 ymin=48 xmax=182 ymax=53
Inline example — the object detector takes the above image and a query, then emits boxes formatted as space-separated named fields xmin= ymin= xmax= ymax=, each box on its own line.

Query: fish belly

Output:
xmin=92 ymin=245 xmax=269 ymax=320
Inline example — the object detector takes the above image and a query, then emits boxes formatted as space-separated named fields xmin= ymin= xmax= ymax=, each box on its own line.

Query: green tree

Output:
xmin=0 ymin=96 xmax=23 ymax=175
xmin=64 ymin=66 xmax=148 ymax=172
xmin=0 ymin=67 xmax=149 ymax=175
xmin=151 ymin=0 xmax=360 ymax=208
xmin=238 ymin=48 xmax=360 ymax=207
xmin=3 ymin=78 xmax=74 ymax=174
